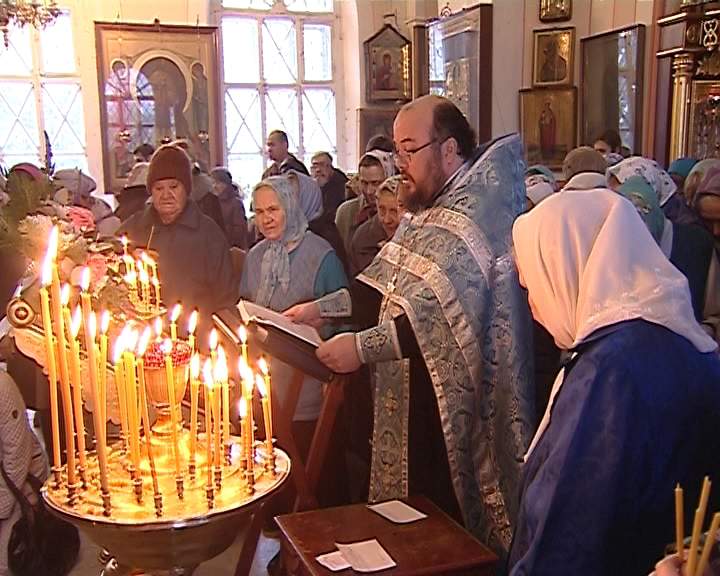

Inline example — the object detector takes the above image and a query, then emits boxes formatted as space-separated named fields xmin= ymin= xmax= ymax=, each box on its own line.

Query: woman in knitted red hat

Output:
xmin=119 ymin=144 xmax=237 ymax=331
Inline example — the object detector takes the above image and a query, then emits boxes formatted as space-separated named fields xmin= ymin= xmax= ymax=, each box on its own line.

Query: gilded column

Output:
xmin=669 ymin=53 xmax=695 ymax=162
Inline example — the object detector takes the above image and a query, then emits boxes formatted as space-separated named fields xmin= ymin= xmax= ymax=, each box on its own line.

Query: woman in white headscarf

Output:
xmin=508 ymin=190 xmax=720 ymax=576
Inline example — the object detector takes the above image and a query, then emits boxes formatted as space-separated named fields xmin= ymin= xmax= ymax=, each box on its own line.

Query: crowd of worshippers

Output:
xmin=1 ymin=98 xmax=720 ymax=576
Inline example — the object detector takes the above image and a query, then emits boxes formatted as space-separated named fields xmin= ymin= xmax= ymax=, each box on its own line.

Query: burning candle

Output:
xmin=258 ymin=357 xmax=272 ymax=435
xmin=238 ymin=399 xmax=247 ymax=470
xmin=67 ymin=307 xmax=87 ymax=483
xmin=139 ymin=267 xmax=150 ymax=307
xmin=238 ymin=325 xmax=248 ymax=364
xmin=209 ymin=329 xmax=218 ymax=367
xmin=99 ymin=310 xmax=110 ymax=436
xmin=239 ymin=361 xmax=254 ymax=468
xmin=86 ymin=312 xmax=110 ymax=511
xmin=137 ymin=331 xmax=162 ymax=515
xmin=189 ymin=354 xmax=200 ymax=473
xmin=255 ymin=374 xmax=273 ymax=459
xmin=121 ymin=235 xmax=129 ymax=257
xmin=39 ymin=246 xmax=61 ymax=481
xmin=187 ymin=310 xmax=198 ymax=353
xmin=163 ymin=339 xmax=182 ymax=477
xmin=123 ymin=330 xmax=141 ymax=480
xmin=112 ymin=329 xmax=130 ymax=453
xmin=202 ymin=359 xmax=214 ymax=491
xmin=216 ymin=346 xmax=230 ymax=452
xmin=141 ymin=251 xmax=158 ymax=280
xmin=169 ymin=303 xmax=182 ymax=341
xmin=151 ymin=277 xmax=161 ymax=311
xmin=47 ymin=228 xmax=76 ymax=489
xmin=154 ymin=316 xmax=163 ymax=342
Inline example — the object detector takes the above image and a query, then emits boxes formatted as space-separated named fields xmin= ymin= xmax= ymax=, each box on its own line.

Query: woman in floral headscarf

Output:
xmin=607 ymin=156 xmax=697 ymax=224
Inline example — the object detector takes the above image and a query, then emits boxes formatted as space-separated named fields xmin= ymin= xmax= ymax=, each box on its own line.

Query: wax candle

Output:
xmin=189 ymin=354 xmax=200 ymax=472
xmin=47 ymin=228 xmax=76 ymax=488
xmin=121 ymin=235 xmax=129 ymax=257
xmin=39 ymin=248 xmax=61 ymax=479
xmin=216 ymin=346 xmax=230 ymax=452
xmin=67 ymin=307 xmax=87 ymax=482
xmin=255 ymin=374 xmax=273 ymax=458
xmin=154 ymin=317 xmax=163 ymax=342
xmin=79 ymin=270 xmax=96 ymax=464
xmin=258 ymin=357 xmax=272 ymax=434
xmin=238 ymin=325 xmax=248 ymax=364
xmin=86 ymin=312 xmax=110 ymax=507
xmin=202 ymin=360 xmax=214 ymax=490
xmin=675 ymin=484 xmax=684 ymax=560
xmin=123 ymin=331 xmax=141 ymax=478
xmin=139 ymin=267 xmax=150 ymax=308
xmin=99 ymin=310 xmax=110 ymax=438
xmin=151 ymin=277 xmax=161 ymax=311
xmin=137 ymin=332 xmax=161 ymax=513
xmin=239 ymin=361 xmax=254 ymax=467
xmin=163 ymin=339 xmax=182 ymax=476
xmin=209 ymin=329 xmax=218 ymax=368
xmin=170 ymin=303 xmax=182 ymax=341
xmin=187 ymin=310 xmax=198 ymax=353
xmin=238 ymin=399 xmax=247 ymax=469
xmin=112 ymin=331 xmax=130 ymax=452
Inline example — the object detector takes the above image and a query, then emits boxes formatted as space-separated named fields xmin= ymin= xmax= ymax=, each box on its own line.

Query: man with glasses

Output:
xmin=315 ymin=95 xmax=534 ymax=559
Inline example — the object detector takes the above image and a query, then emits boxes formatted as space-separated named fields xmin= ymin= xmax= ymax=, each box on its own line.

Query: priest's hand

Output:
xmin=283 ymin=302 xmax=325 ymax=329
xmin=316 ymin=333 xmax=362 ymax=373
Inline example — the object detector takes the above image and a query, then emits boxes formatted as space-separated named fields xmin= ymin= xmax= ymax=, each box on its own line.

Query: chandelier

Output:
xmin=0 ymin=0 xmax=61 ymax=48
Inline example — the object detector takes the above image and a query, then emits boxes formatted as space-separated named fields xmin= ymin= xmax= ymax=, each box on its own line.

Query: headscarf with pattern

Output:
xmin=617 ymin=175 xmax=666 ymax=244
xmin=606 ymin=156 xmax=677 ymax=206
xmin=252 ymin=175 xmax=308 ymax=306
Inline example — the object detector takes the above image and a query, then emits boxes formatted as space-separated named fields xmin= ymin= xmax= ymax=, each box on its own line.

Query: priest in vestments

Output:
xmin=314 ymin=95 xmax=535 ymax=555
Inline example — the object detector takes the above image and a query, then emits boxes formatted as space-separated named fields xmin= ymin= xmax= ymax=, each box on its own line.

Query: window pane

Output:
xmin=0 ymin=82 xmax=39 ymax=162
xmin=303 ymin=24 xmax=331 ymax=81
xmin=302 ymin=88 xmax=335 ymax=155
xmin=287 ymin=0 xmax=333 ymax=12
xmin=222 ymin=17 xmax=259 ymax=83
xmin=222 ymin=0 xmax=272 ymax=8
xmin=41 ymin=13 xmax=76 ymax=74
xmin=53 ymin=154 xmax=88 ymax=173
xmin=225 ymin=88 xmax=262 ymax=153
xmin=227 ymin=153 xmax=264 ymax=211
xmin=0 ymin=24 xmax=32 ymax=76
xmin=262 ymin=18 xmax=297 ymax=84
xmin=42 ymin=82 xmax=86 ymax=155
xmin=265 ymin=89 xmax=299 ymax=152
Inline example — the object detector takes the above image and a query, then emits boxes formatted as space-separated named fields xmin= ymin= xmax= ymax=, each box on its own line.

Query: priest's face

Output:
xmin=393 ymin=107 xmax=446 ymax=213
xmin=254 ymin=185 xmax=286 ymax=241
xmin=151 ymin=178 xmax=187 ymax=224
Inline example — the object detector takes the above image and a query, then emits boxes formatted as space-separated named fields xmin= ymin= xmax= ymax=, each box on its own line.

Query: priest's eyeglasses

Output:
xmin=393 ymin=138 xmax=438 ymax=164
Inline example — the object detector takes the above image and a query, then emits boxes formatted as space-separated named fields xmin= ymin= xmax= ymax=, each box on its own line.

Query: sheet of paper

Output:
xmin=335 ymin=539 xmax=396 ymax=573
xmin=368 ymin=500 xmax=428 ymax=524
xmin=316 ymin=550 xmax=351 ymax=571
xmin=237 ymin=300 xmax=322 ymax=347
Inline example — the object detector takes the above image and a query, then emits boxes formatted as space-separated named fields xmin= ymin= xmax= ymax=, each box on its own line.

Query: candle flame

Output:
xmin=190 ymin=353 xmax=200 ymax=379
xmin=238 ymin=324 xmax=247 ymax=344
xmin=187 ymin=309 xmax=198 ymax=334
xmin=214 ymin=347 xmax=228 ymax=382
xmin=151 ymin=276 xmax=159 ymax=288
xmin=139 ymin=267 xmax=149 ymax=283
xmin=137 ymin=326 xmax=152 ymax=356
xmin=88 ymin=312 xmax=97 ymax=341
xmin=121 ymin=235 xmax=128 ymax=248
xmin=170 ymin=303 xmax=182 ymax=323
xmin=209 ymin=328 xmax=218 ymax=351
xmin=70 ymin=306 xmax=82 ymax=339
xmin=238 ymin=358 xmax=252 ymax=383
xmin=126 ymin=329 xmax=139 ymax=352
xmin=255 ymin=374 xmax=267 ymax=397
xmin=154 ymin=317 xmax=163 ymax=338
xmin=202 ymin=358 xmax=214 ymax=389
xmin=162 ymin=338 xmax=173 ymax=356
xmin=140 ymin=251 xmax=154 ymax=266
xmin=124 ymin=271 xmax=137 ymax=285
xmin=100 ymin=310 xmax=110 ymax=334
xmin=60 ymin=283 xmax=70 ymax=306
xmin=258 ymin=357 xmax=269 ymax=376
xmin=113 ymin=327 xmax=129 ymax=363
xmin=41 ymin=227 xmax=58 ymax=287
xmin=239 ymin=399 xmax=247 ymax=419
xmin=80 ymin=267 xmax=91 ymax=292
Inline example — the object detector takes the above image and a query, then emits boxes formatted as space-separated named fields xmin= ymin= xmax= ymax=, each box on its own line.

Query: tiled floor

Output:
xmin=69 ymin=531 xmax=280 ymax=575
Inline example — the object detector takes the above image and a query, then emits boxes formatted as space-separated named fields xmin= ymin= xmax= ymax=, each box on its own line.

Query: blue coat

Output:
xmin=509 ymin=319 xmax=720 ymax=576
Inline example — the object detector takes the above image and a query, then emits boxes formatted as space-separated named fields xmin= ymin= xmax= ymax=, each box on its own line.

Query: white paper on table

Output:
xmin=316 ymin=550 xmax=352 ymax=571
xmin=367 ymin=500 xmax=428 ymax=524
xmin=335 ymin=539 xmax=397 ymax=573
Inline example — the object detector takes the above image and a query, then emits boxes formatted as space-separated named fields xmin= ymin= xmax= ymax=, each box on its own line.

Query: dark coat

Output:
xmin=321 ymin=168 xmax=348 ymax=222
xmin=262 ymin=153 xmax=309 ymax=179
xmin=217 ymin=185 xmax=248 ymax=249
xmin=119 ymin=201 xmax=237 ymax=327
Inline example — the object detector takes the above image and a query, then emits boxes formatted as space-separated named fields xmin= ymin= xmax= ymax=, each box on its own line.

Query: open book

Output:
xmin=237 ymin=300 xmax=322 ymax=347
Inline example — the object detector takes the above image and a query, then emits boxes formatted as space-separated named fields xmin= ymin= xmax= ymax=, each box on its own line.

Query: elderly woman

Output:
xmin=119 ymin=145 xmax=236 ymax=325
xmin=607 ymin=156 xmax=697 ymax=225
xmin=240 ymin=175 xmax=348 ymax=440
xmin=210 ymin=167 xmax=248 ymax=249
xmin=695 ymin=166 xmax=720 ymax=243
xmin=618 ymin=175 xmax=720 ymax=341
xmin=348 ymin=175 xmax=403 ymax=275
xmin=508 ymin=190 xmax=720 ymax=576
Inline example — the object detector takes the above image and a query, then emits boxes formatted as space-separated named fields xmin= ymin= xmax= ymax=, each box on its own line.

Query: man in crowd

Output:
xmin=262 ymin=130 xmax=309 ymax=178
xmin=311 ymin=151 xmax=348 ymax=221
xmin=314 ymin=95 xmax=535 ymax=556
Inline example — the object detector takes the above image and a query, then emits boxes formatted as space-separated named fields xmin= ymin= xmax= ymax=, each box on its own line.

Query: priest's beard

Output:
xmin=399 ymin=152 xmax=446 ymax=213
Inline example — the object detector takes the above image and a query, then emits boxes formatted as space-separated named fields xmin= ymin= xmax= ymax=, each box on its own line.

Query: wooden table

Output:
xmin=276 ymin=496 xmax=497 ymax=576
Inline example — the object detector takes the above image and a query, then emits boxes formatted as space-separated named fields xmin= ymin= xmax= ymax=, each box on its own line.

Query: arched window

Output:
xmin=221 ymin=0 xmax=337 ymax=199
